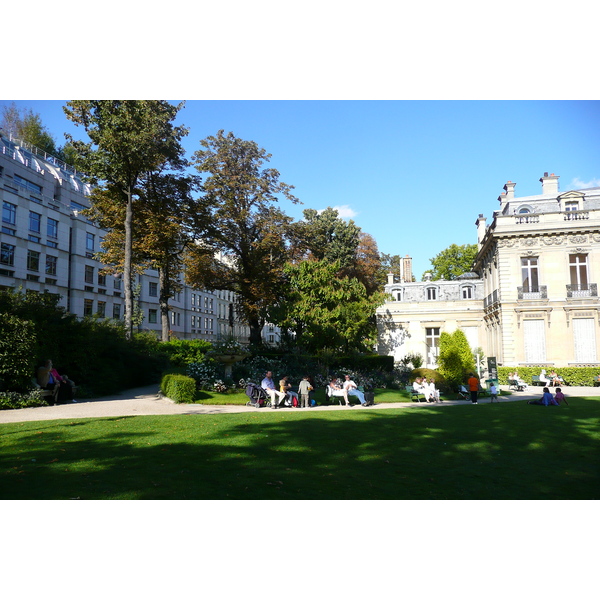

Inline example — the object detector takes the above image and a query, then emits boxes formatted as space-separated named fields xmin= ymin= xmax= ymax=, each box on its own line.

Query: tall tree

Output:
xmin=345 ymin=232 xmax=385 ymax=295
xmin=291 ymin=207 xmax=361 ymax=270
xmin=424 ymin=243 xmax=478 ymax=281
xmin=268 ymin=259 xmax=385 ymax=353
xmin=1 ymin=102 xmax=57 ymax=155
xmin=64 ymin=101 xmax=188 ymax=339
xmin=188 ymin=130 xmax=299 ymax=345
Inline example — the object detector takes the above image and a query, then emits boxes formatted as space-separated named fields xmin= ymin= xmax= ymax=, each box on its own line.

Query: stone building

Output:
xmin=0 ymin=133 xmax=278 ymax=344
xmin=377 ymin=173 xmax=600 ymax=370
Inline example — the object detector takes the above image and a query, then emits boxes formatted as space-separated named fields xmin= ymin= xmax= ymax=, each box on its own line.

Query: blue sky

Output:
xmin=2 ymin=99 xmax=599 ymax=278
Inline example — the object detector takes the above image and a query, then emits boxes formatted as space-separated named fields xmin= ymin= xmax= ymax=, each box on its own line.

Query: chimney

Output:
xmin=540 ymin=172 xmax=559 ymax=196
xmin=503 ymin=180 xmax=516 ymax=200
xmin=476 ymin=214 xmax=487 ymax=248
xmin=401 ymin=255 xmax=412 ymax=283
xmin=387 ymin=272 xmax=395 ymax=285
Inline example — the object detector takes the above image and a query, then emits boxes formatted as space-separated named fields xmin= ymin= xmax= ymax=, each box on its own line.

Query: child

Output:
xmin=298 ymin=375 xmax=313 ymax=408
xmin=552 ymin=387 xmax=569 ymax=406
xmin=490 ymin=382 xmax=499 ymax=402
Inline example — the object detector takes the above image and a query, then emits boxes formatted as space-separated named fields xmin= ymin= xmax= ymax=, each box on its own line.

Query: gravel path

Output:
xmin=0 ymin=384 xmax=596 ymax=424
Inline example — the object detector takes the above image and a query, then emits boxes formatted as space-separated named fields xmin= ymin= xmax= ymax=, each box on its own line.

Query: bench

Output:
xmin=508 ymin=379 xmax=525 ymax=391
xmin=31 ymin=379 xmax=59 ymax=405
xmin=531 ymin=376 xmax=545 ymax=386
xmin=594 ymin=375 xmax=600 ymax=387
xmin=406 ymin=385 xmax=427 ymax=402
xmin=326 ymin=385 xmax=347 ymax=405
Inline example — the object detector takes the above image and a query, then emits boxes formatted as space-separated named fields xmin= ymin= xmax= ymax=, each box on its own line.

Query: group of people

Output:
xmin=412 ymin=376 xmax=441 ymax=403
xmin=507 ymin=371 xmax=528 ymax=390
xmin=539 ymin=369 xmax=565 ymax=387
xmin=528 ymin=387 xmax=569 ymax=406
xmin=260 ymin=371 xmax=369 ymax=409
xmin=36 ymin=359 xmax=76 ymax=404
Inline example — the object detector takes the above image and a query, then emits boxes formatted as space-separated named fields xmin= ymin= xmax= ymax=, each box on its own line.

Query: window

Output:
xmin=149 ymin=309 xmax=158 ymax=324
xmin=565 ymin=201 xmax=579 ymax=212
xmin=97 ymin=301 xmax=106 ymax=318
xmin=86 ymin=233 xmax=95 ymax=252
xmin=462 ymin=286 xmax=473 ymax=299
xmin=2 ymin=201 xmax=16 ymax=225
xmin=1 ymin=243 xmax=15 ymax=266
xmin=191 ymin=315 xmax=196 ymax=328
xmin=83 ymin=299 xmax=94 ymax=316
xmin=47 ymin=218 xmax=58 ymax=239
xmin=569 ymin=254 xmax=588 ymax=289
xmin=149 ymin=282 xmax=158 ymax=297
xmin=113 ymin=277 xmax=121 ymax=290
xmin=45 ymin=255 xmax=57 ymax=276
xmin=521 ymin=257 xmax=539 ymax=292
xmin=27 ymin=250 xmax=40 ymax=271
xmin=29 ymin=211 xmax=41 ymax=233
xmin=425 ymin=327 xmax=440 ymax=365
xmin=426 ymin=287 xmax=437 ymax=300
xmin=113 ymin=304 xmax=121 ymax=320
xmin=523 ymin=319 xmax=546 ymax=363
xmin=573 ymin=318 xmax=597 ymax=362
xmin=14 ymin=174 xmax=42 ymax=195
xmin=98 ymin=273 xmax=106 ymax=287
xmin=85 ymin=265 xmax=94 ymax=284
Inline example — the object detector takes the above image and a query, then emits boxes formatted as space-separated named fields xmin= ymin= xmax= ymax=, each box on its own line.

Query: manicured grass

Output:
xmin=1 ymin=396 xmax=598 ymax=500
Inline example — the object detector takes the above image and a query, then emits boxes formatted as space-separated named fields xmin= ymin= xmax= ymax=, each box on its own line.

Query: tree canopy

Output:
xmin=188 ymin=130 xmax=299 ymax=345
xmin=64 ymin=100 xmax=188 ymax=339
xmin=423 ymin=243 xmax=478 ymax=281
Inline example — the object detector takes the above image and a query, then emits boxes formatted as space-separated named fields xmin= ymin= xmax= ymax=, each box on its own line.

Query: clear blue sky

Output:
xmin=3 ymin=100 xmax=599 ymax=278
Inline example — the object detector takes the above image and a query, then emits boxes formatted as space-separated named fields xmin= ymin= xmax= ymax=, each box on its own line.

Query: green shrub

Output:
xmin=161 ymin=374 xmax=197 ymax=403
xmin=0 ymin=389 xmax=49 ymax=410
xmin=160 ymin=339 xmax=213 ymax=366
xmin=497 ymin=366 xmax=600 ymax=387
xmin=0 ymin=313 xmax=37 ymax=392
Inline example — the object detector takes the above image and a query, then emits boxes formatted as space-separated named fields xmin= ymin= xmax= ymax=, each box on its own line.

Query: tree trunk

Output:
xmin=123 ymin=189 xmax=134 ymax=340
xmin=248 ymin=317 xmax=263 ymax=346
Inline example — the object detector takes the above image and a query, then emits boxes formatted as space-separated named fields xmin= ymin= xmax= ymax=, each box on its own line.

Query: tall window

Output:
xmin=47 ymin=218 xmax=59 ymax=239
xmin=426 ymin=287 xmax=437 ymax=300
xmin=149 ymin=309 xmax=158 ymax=324
xmin=524 ymin=320 xmax=546 ymax=363
xmin=149 ymin=282 xmax=158 ymax=297
xmin=27 ymin=250 xmax=40 ymax=271
xmin=521 ymin=257 xmax=539 ymax=292
xmin=45 ymin=255 xmax=57 ymax=276
xmin=462 ymin=286 xmax=473 ymax=299
xmin=86 ymin=232 xmax=95 ymax=252
xmin=569 ymin=254 xmax=588 ymax=289
xmin=84 ymin=299 xmax=94 ymax=316
xmin=425 ymin=327 xmax=440 ymax=366
xmin=1 ymin=243 xmax=15 ymax=266
xmin=2 ymin=201 xmax=16 ymax=225
xmin=97 ymin=301 xmax=106 ymax=318
xmin=85 ymin=265 xmax=94 ymax=284
xmin=113 ymin=304 xmax=121 ymax=320
xmin=29 ymin=211 xmax=41 ymax=233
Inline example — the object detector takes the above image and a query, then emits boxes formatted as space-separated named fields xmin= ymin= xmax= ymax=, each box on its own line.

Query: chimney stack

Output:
xmin=503 ymin=180 xmax=516 ymax=199
xmin=476 ymin=214 xmax=487 ymax=248
xmin=540 ymin=172 xmax=559 ymax=196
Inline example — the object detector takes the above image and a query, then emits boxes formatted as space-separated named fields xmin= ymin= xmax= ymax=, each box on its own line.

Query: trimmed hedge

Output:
xmin=161 ymin=373 xmax=197 ymax=403
xmin=497 ymin=366 xmax=600 ymax=387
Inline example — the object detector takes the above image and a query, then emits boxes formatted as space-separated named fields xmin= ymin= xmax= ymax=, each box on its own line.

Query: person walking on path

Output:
xmin=468 ymin=373 xmax=480 ymax=404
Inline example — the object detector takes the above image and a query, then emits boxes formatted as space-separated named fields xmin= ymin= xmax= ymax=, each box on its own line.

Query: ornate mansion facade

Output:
xmin=377 ymin=173 xmax=600 ymax=370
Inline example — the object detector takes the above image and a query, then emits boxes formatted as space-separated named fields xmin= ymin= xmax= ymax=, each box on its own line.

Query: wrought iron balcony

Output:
xmin=517 ymin=285 xmax=547 ymax=300
xmin=566 ymin=283 xmax=597 ymax=298
xmin=484 ymin=289 xmax=499 ymax=308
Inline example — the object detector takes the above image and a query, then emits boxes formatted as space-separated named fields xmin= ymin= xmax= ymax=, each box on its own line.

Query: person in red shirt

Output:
xmin=467 ymin=373 xmax=480 ymax=404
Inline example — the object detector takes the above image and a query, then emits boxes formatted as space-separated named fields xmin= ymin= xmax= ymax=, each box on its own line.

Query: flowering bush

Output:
xmin=206 ymin=337 xmax=250 ymax=357
xmin=213 ymin=380 xmax=228 ymax=393
xmin=186 ymin=362 xmax=219 ymax=390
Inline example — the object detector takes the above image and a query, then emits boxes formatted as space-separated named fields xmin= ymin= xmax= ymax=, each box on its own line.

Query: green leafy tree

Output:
xmin=64 ymin=100 xmax=188 ymax=339
xmin=0 ymin=313 xmax=36 ymax=392
xmin=1 ymin=102 xmax=57 ymax=155
xmin=188 ymin=130 xmax=299 ymax=345
xmin=291 ymin=207 xmax=360 ymax=271
xmin=437 ymin=329 xmax=475 ymax=388
xmin=423 ymin=243 xmax=478 ymax=281
xmin=268 ymin=259 xmax=386 ymax=353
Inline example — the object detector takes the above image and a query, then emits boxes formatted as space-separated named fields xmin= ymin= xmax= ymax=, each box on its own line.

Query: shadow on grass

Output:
xmin=1 ymin=400 xmax=599 ymax=500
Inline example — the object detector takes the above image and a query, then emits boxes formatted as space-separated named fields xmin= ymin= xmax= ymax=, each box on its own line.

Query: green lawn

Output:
xmin=1 ymin=395 xmax=598 ymax=500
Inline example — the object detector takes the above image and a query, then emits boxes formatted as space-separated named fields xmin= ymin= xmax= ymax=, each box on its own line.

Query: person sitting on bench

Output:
xmin=343 ymin=375 xmax=367 ymax=406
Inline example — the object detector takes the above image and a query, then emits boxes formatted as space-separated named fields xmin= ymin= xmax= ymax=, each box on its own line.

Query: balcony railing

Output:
xmin=515 ymin=214 xmax=539 ymax=224
xmin=517 ymin=285 xmax=547 ymax=300
xmin=566 ymin=283 xmax=597 ymax=298
xmin=564 ymin=211 xmax=589 ymax=221
xmin=484 ymin=289 xmax=499 ymax=308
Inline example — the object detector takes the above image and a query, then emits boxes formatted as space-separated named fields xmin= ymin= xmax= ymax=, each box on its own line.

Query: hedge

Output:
xmin=160 ymin=373 xmax=197 ymax=403
xmin=497 ymin=366 xmax=600 ymax=387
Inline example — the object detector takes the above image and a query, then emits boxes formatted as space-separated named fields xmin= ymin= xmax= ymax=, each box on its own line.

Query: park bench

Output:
xmin=531 ymin=376 xmax=545 ymax=386
xmin=326 ymin=384 xmax=347 ymax=405
xmin=31 ymin=379 xmax=59 ymax=405
xmin=406 ymin=385 xmax=427 ymax=402
xmin=508 ymin=378 xmax=525 ymax=391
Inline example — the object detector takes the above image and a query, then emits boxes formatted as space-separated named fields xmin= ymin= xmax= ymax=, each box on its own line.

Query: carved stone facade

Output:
xmin=377 ymin=173 xmax=600 ymax=368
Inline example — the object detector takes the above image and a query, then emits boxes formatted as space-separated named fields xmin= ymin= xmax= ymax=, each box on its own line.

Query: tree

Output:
xmin=423 ymin=243 xmax=478 ymax=281
xmin=1 ymin=102 xmax=57 ymax=155
xmin=437 ymin=329 xmax=475 ymax=388
xmin=268 ymin=259 xmax=386 ymax=354
xmin=290 ymin=207 xmax=361 ymax=271
xmin=188 ymin=130 xmax=299 ymax=345
xmin=64 ymin=101 xmax=188 ymax=339
xmin=345 ymin=232 xmax=385 ymax=295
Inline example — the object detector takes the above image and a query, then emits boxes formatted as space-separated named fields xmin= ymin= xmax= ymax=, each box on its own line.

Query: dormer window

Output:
xmin=426 ymin=287 xmax=438 ymax=301
xmin=565 ymin=201 xmax=579 ymax=212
